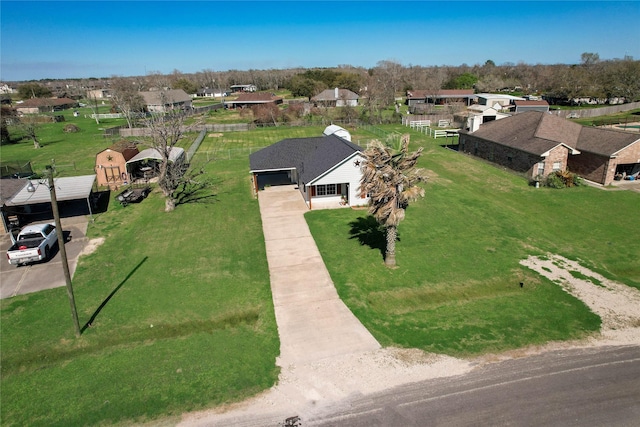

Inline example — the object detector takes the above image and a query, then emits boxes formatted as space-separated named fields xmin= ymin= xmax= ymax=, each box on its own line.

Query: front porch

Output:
xmin=307 ymin=196 xmax=351 ymax=210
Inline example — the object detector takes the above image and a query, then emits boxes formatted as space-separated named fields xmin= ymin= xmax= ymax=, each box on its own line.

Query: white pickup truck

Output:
xmin=6 ymin=223 xmax=58 ymax=266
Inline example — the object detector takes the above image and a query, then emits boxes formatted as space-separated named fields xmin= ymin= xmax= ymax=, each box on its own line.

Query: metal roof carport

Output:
xmin=2 ymin=175 xmax=97 ymax=232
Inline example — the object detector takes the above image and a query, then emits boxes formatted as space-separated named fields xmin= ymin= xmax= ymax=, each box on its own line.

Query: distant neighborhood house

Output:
xmin=0 ymin=83 xmax=16 ymax=94
xmin=459 ymin=111 xmax=640 ymax=185
xmin=249 ymin=134 xmax=368 ymax=209
xmin=230 ymin=84 xmax=257 ymax=93
xmin=226 ymin=92 xmax=283 ymax=109
xmin=406 ymin=89 xmax=475 ymax=107
xmin=86 ymin=89 xmax=112 ymax=99
xmin=139 ymin=89 xmax=192 ymax=113
xmin=475 ymin=93 xmax=526 ymax=109
xmin=311 ymin=88 xmax=359 ymax=107
xmin=15 ymin=97 xmax=78 ymax=114
xmin=196 ymin=88 xmax=227 ymax=98
xmin=466 ymin=104 xmax=510 ymax=132
xmin=513 ymin=100 xmax=550 ymax=113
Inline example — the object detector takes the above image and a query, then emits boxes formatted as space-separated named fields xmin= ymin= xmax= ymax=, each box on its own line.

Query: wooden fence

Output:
xmin=553 ymin=101 xmax=640 ymax=119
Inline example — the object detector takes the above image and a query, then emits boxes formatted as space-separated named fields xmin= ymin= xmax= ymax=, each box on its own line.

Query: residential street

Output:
xmin=307 ymin=345 xmax=640 ymax=427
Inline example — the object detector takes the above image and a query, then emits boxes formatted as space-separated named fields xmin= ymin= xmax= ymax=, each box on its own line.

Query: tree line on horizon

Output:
xmin=6 ymin=54 xmax=640 ymax=106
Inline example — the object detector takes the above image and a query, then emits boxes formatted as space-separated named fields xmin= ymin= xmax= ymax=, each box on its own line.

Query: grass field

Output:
xmin=1 ymin=112 xmax=639 ymax=425
xmin=307 ymin=130 xmax=639 ymax=355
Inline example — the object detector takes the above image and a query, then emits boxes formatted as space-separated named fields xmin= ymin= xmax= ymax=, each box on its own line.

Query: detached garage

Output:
xmin=1 ymin=175 xmax=97 ymax=232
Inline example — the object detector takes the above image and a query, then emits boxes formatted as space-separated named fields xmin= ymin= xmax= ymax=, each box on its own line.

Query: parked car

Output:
xmin=6 ymin=223 xmax=58 ymax=266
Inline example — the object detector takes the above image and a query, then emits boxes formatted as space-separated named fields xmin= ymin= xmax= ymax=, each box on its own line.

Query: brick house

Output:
xmin=568 ymin=126 xmax=640 ymax=185
xmin=459 ymin=111 xmax=640 ymax=185
xmin=459 ymin=112 xmax=581 ymax=180
xmin=139 ymin=89 xmax=192 ymax=113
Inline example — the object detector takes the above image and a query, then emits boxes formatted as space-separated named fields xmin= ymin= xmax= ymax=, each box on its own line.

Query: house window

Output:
xmin=552 ymin=161 xmax=561 ymax=171
xmin=316 ymin=184 xmax=337 ymax=196
xmin=537 ymin=162 xmax=545 ymax=175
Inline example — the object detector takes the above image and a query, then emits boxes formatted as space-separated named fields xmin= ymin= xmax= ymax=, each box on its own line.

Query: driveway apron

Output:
xmin=258 ymin=185 xmax=380 ymax=367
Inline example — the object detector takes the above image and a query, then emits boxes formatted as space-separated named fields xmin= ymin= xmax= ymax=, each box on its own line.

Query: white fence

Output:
xmin=407 ymin=119 xmax=460 ymax=138
xmin=88 ymin=113 xmax=123 ymax=119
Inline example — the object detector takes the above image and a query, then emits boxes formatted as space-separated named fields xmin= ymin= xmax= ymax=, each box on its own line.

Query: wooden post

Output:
xmin=47 ymin=166 xmax=81 ymax=337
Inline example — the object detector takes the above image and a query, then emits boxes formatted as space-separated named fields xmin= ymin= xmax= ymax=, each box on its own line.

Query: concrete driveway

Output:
xmin=0 ymin=218 xmax=90 ymax=299
xmin=258 ymin=185 xmax=380 ymax=367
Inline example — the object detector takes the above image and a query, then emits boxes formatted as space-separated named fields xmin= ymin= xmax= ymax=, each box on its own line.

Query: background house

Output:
xmin=459 ymin=111 xmax=581 ymax=180
xmin=226 ymin=92 xmax=283 ymax=109
xmin=406 ymin=89 xmax=475 ymax=107
xmin=249 ymin=134 xmax=368 ymax=209
xmin=475 ymin=93 xmax=525 ymax=109
xmin=230 ymin=84 xmax=257 ymax=93
xmin=196 ymin=88 xmax=227 ymax=98
xmin=514 ymin=100 xmax=550 ymax=113
xmin=15 ymin=97 xmax=78 ymax=114
xmin=139 ymin=89 xmax=192 ymax=113
xmin=86 ymin=89 xmax=112 ymax=99
xmin=95 ymin=141 xmax=139 ymax=189
xmin=459 ymin=111 xmax=640 ymax=185
xmin=465 ymin=104 xmax=510 ymax=132
xmin=568 ymin=127 xmax=640 ymax=185
xmin=311 ymin=88 xmax=359 ymax=107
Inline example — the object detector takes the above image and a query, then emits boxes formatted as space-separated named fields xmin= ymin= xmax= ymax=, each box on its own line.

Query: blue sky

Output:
xmin=1 ymin=1 xmax=639 ymax=81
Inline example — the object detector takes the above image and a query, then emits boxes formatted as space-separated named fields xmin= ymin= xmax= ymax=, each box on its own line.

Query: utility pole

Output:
xmin=47 ymin=166 xmax=81 ymax=337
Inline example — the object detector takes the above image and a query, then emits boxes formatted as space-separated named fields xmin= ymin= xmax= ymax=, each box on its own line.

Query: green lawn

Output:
xmin=1 ymin=116 xmax=639 ymax=425
xmin=306 ymin=129 xmax=639 ymax=356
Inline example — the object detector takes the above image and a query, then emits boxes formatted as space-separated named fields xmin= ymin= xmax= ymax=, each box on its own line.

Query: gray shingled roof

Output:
xmin=311 ymin=88 xmax=359 ymax=101
xmin=576 ymin=126 xmax=640 ymax=156
xmin=249 ymin=135 xmax=362 ymax=184
xmin=469 ymin=111 xmax=639 ymax=157
xmin=139 ymin=89 xmax=191 ymax=105
xmin=469 ymin=111 xmax=581 ymax=156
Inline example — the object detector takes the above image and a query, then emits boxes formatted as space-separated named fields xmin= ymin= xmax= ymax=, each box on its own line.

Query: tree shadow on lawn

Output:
xmin=81 ymin=256 xmax=148 ymax=334
xmin=349 ymin=215 xmax=400 ymax=259
xmin=174 ymin=175 xmax=220 ymax=207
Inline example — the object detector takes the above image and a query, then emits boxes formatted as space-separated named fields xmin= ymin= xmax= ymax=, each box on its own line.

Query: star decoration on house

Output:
xmin=107 ymin=155 xmax=113 ymax=161
xmin=354 ymin=159 xmax=361 ymax=167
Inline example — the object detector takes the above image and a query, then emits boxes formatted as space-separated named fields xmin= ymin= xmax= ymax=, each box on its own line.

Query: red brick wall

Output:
xmin=567 ymin=151 xmax=608 ymax=184
xmin=459 ymin=134 xmax=569 ymax=179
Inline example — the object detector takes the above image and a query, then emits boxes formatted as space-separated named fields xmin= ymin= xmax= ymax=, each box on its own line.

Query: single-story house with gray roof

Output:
xmin=249 ymin=134 xmax=368 ymax=209
xmin=311 ymin=88 xmax=359 ymax=107
xmin=139 ymin=89 xmax=192 ymax=113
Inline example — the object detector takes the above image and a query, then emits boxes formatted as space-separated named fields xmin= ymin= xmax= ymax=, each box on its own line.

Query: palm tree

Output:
xmin=360 ymin=135 xmax=426 ymax=267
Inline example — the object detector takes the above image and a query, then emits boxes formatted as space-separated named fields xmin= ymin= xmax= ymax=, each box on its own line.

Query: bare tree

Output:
xmin=87 ymin=93 xmax=101 ymax=125
xmin=143 ymin=92 xmax=204 ymax=211
xmin=111 ymin=76 xmax=145 ymax=128
xmin=19 ymin=115 xmax=42 ymax=149
xmin=144 ymin=111 xmax=186 ymax=211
